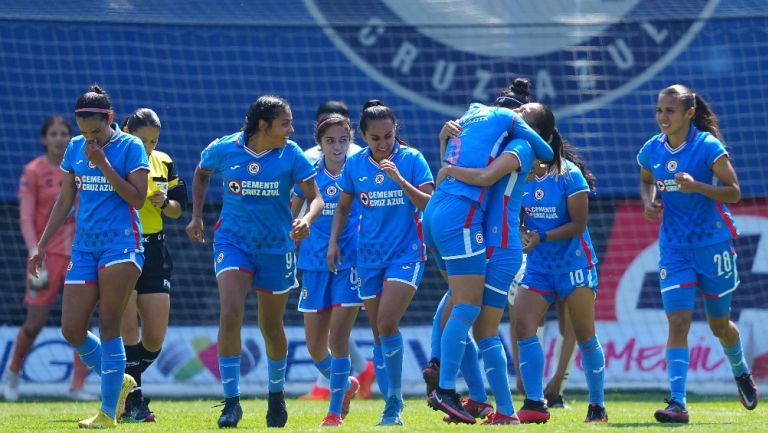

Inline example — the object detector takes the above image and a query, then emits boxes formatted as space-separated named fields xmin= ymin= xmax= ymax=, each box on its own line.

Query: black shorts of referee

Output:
xmin=136 ymin=232 xmax=172 ymax=295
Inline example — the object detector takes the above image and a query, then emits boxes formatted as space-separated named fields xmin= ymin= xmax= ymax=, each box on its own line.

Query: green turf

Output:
xmin=0 ymin=393 xmax=763 ymax=432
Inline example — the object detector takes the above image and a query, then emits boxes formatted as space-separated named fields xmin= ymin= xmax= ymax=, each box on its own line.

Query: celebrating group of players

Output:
xmin=9 ymin=77 xmax=759 ymax=429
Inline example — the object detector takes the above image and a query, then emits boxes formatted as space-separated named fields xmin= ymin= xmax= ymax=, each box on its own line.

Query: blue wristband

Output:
xmin=539 ymin=231 xmax=547 ymax=242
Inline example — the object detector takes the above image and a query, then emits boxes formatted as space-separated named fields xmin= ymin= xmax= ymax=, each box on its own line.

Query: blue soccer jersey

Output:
xmin=522 ymin=160 xmax=598 ymax=273
xmin=295 ymin=158 xmax=361 ymax=271
xmin=337 ymin=142 xmax=434 ymax=267
xmin=60 ymin=124 xmax=149 ymax=252
xmin=485 ymin=138 xmax=536 ymax=249
xmin=199 ymin=132 xmax=315 ymax=254
xmin=637 ymin=125 xmax=739 ymax=248
xmin=440 ymin=103 xmax=553 ymax=208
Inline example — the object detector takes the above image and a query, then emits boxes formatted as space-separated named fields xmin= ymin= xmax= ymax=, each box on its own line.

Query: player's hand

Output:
xmin=644 ymin=200 xmax=663 ymax=221
xmin=326 ymin=241 xmax=342 ymax=274
xmin=149 ymin=190 xmax=167 ymax=207
xmin=675 ymin=172 xmax=697 ymax=193
xmin=379 ymin=159 xmax=404 ymax=185
xmin=84 ymin=140 xmax=109 ymax=169
xmin=439 ymin=120 xmax=462 ymax=142
xmin=186 ymin=217 xmax=205 ymax=243
xmin=27 ymin=247 xmax=45 ymax=279
xmin=522 ymin=230 xmax=541 ymax=254
xmin=290 ymin=218 xmax=310 ymax=241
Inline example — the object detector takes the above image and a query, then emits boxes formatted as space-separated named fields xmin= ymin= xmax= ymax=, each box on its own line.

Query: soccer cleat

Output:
xmin=78 ymin=410 xmax=117 ymax=429
xmin=584 ymin=403 xmax=608 ymax=423
xmin=121 ymin=392 xmax=156 ymax=423
xmin=266 ymin=391 xmax=288 ymax=427
xmin=355 ymin=360 xmax=375 ymax=400
xmin=299 ymin=384 xmax=330 ymax=401
xmin=481 ymin=411 xmax=521 ymax=425
xmin=68 ymin=387 xmax=99 ymax=402
xmin=116 ymin=374 xmax=137 ymax=419
xmin=377 ymin=395 xmax=405 ymax=426
xmin=216 ymin=396 xmax=243 ymax=428
xmin=421 ymin=358 xmax=440 ymax=396
xmin=462 ymin=398 xmax=494 ymax=419
xmin=341 ymin=376 xmax=359 ymax=419
xmin=735 ymin=372 xmax=759 ymax=410
xmin=546 ymin=394 xmax=569 ymax=409
xmin=3 ymin=369 xmax=20 ymax=402
xmin=320 ymin=412 xmax=343 ymax=427
xmin=654 ymin=398 xmax=689 ymax=424
xmin=427 ymin=389 xmax=475 ymax=424
xmin=517 ymin=399 xmax=550 ymax=424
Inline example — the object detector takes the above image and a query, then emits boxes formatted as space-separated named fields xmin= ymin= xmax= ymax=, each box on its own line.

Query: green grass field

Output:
xmin=0 ymin=393 xmax=763 ymax=432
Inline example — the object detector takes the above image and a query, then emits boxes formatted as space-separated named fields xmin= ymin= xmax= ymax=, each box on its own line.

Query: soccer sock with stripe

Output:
xmin=267 ymin=356 xmax=287 ymax=393
xmin=328 ymin=356 xmax=351 ymax=416
xmin=439 ymin=303 xmax=480 ymax=390
xmin=578 ymin=335 xmax=605 ymax=407
xmin=722 ymin=339 xmax=749 ymax=377
xmin=218 ymin=354 xmax=241 ymax=398
xmin=74 ymin=331 xmax=102 ymax=376
xmin=100 ymin=337 xmax=126 ymax=419
xmin=461 ymin=334 xmax=488 ymax=403
xmin=478 ymin=336 xmax=514 ymax=416
xmin=517 ymin=335 xmax=545 ymax=402
xmin=380 ymin=332 xmax=404 ymax=399
xmin=314 ymin=353 xmax=332 ymax=380
xmin=124 ymin=343 xmax=141 ymax=387
xmin=373 ymin=344 xmax=389 ymax=397
xmin=667 ymin=347 xmax=689 ymax=406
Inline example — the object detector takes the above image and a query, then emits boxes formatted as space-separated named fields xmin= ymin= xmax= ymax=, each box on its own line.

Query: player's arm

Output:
xmin=379 ymin=159 xmax=433 ymax=211
xmin=291 ymin=195 xmax=306 ymax=220
xmin=438 ymin=120 xmax=461 ymax=165
xmin=18 ymin=168 xmax=39 ymax=253
xmin=291 ymin=178 xmax=324 ymax=241
xmin=524 ymin=191 xmax=588 ymax=253
xmin=28 ymin=172 xmax=76 ymax=277
xmin=327 ymin=191 xmax=354 ymax=273
xmin=675 ymin=156 xmax=740 ymax=203
xmin=438 ymin=153 xmax=521 ymax=187
xmin=640 ymin=167 xmax=661 ymax=221
xmin=511 ymin=116 xmax=554 ymax=162
xmin=186 ymin=165 xmax=211 ymax=243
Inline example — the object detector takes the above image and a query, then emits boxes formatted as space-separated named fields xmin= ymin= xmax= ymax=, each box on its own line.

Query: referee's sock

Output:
xmin=75 ymin=331 xmax=102 ymax=376
xmin=137 ymin=342 xmax=161 ymax=375
xmin=124 ymin=344 xmax=141 ymax=387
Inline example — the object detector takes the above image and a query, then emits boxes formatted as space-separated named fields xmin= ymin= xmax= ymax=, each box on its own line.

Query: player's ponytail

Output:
xmin=359 ymin=99 xmax=413 ymax=148
xmin=242 ymin=95 xmax=290 ymax=137
xmin=74 ymin=84 xmax=113 ymax=120
xmin=559 ymin=132 xmax=596 ymax=191
xmin=493 ymin=77 xmax=532 ymax=109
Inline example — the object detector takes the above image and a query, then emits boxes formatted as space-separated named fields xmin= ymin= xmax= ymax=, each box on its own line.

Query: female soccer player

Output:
xmin=4 ymin=116 xmax=94 ymax=402
xmin=638 ymin=84 xmax=757 ymax=423
xmin=186 ymin=95 xmax=323 ymax=429
xmin=292 ymin=113 xmax=363 ymax=426
xmin=509 ymin=104 xmax=606 ymax=424
xmin=423 ymin=96 xmax=553 ymax=424
xmin=327 ymin=100 xmax=433 ymax=426
xmin=119 ymin=108 xmax=187 ymax=422
xmin=28 ymin=85 xmax=149 ymax=428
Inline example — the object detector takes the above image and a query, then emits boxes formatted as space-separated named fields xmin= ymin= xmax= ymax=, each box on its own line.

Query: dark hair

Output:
xmin=521 ymin=103 xmax=596 ymax=191
xmin=315 ymin=100 xmax=349 ymax=121
xmin=493 ymin=77 xmax=532 ymax=109
xmin=315 ymin=113 xmax=352 ymax=145
xmin=359 ymin=99 xmax=411 ymax=147
xmin=74 ymin=84 xmax=112 ymax=120
xmin=122 ymin=108 xmax=161 ymax=132
xmin=660 ymin=84 xmax=722 ymax=141
xmin=242 ymin=95 xmax=290 ymax=137
xmin=40 ymin=116 xmax=72 ymax=138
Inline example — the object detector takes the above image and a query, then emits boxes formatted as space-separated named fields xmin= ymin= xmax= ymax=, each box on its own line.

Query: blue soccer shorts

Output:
xmin=520 ymin=265 xmax=598 ymax=305
xmin=213 ymin=242 xmax=298 ymax=294
xmin=423 ymin=190 xmax=486 ymax=276
xmin=358 ymin=262 xmax=425 ymax=299
xmin=298 ymin=268 xmax=363 ymax=312
xmin=66 ymin=248 xmax=144 ymax=285
xmin=484 ymin=247 xmax=523 ymax=309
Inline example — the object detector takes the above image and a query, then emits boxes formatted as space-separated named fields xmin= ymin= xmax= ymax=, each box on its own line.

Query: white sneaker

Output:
xmin=3 ymin=370 xmax=20 ymax=401
xmin=68 ymin=387 xmax=99 ymax=401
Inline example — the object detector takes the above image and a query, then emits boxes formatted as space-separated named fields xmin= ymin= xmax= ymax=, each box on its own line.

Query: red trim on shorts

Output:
xmin=527 ymin=286 xmax=556 ymax=296
xmin=129 ymin=206 xmax=141 ymax=249
xmin=239 ymin=268 xmax=254 ymax=276
xmin=486 ymin=246 xmax=495 ymax=260
xmin=680 ymin=281 xmax=697 ymax=288
xmin=414 ymin=211 xmax=425 ymax=261
xmin=701 ymin=292 xmax=719 ymax=299
xmin=501 ymin=195 xmax=510 ymax=247
xmin=580 ymin=235 xmax=595 ymax=269
xmin=214 ymin=219 xmax=223 ymax=232
xmin=716 ymin=201 xmax=739 ymax=239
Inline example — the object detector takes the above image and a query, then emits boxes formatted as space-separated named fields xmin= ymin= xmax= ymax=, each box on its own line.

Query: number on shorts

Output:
xmin=713 ymin=250 xmax=732 ymax=276
xmin=285 ymin=252 xmax=294 ymax=269
xmin=349 ymin=267 xmax=359 ymax=285
xmin=569 ymin=269 xmax=585 ymax=286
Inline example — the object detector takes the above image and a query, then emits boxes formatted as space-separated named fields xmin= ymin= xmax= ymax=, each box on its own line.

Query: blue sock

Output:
xmin=439 ymin=304 xmax=480 ymax=390
xmin=430 ymin=293 xmax=450 ymax=360
xmin=478 ymin=336 xmax=514 ymax=416
xmin=578 ymin=336 xmax=605 ymax=407
xmin=218 ymin=354 xmax=241 ymax=398
xmin=517 ymin=335 xmax=544 ymax=402
xmin=460 ymin=334 xmax=488 ymax=403
xmin=314 ymin=353 xmax=332 ymax=380
xmin=74 ymin=331 xmax=102 ymax=376
xmin=100 ymin=337 xmax=126 ymax=419
xmin=667 ymin=348 xmax=689 ymax=406
xmin=722 ymin=340 xmax=749 ymax=377
xmin=380 ymin=332 xmax=404 ymax=399
xmin=373 ymin=344 xmax=389 ymax=397
xmin=268 ymin=356 xmax=287 ymax=393
xmin=328 ymin=357 xmax=351 ymax=416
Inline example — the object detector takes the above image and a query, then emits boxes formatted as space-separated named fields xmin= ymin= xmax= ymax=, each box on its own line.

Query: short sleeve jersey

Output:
xmin=484 ymin=139 xmax=536 ymax=249
xmin=60 ymin=125 xmax=149 ymax=252
xmin=522 ymin=160 xmax=598 ymax=273
xmin=337 ymin=143 xmax=434 ymax=267
xmin=199 ymin=133 xmax=315 ymax=254
xmin=294 ymin=158 xmax=361 ymax=271
xmin=637 ymin=126 xmax=738 ymax=248
xmin=139 ymin=150 xmax=179 ymax=234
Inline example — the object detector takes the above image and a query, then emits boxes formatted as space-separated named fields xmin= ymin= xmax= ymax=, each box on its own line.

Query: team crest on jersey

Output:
xmin=660 ymin=267 xmax=667 ymax=280
xmin=228 ymin=180 xmax=242 ymax=195
xmin=374 ymin=173 xmax=385 ymax=184
xmin=474 ymin=232 xmax=484 ymax=244
xmin=666 ymin=159 xmax=678 ymax=172
xmin=303 ymin=0 xmax=718 ymax=117
xmin=88 ymin=161 xmax=96 ymax=169
xmin=326 ymin=184 xmax=338 ymax=196
xmin=359 ymin=192 xmax=370 ymax=206
xmin=534 ymin=189 xmax=545 ymax=200
xmin=217 ymin=252 xmax=225 ymax=263
xmin=248 ymin=162 xmax=260 ymax=175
